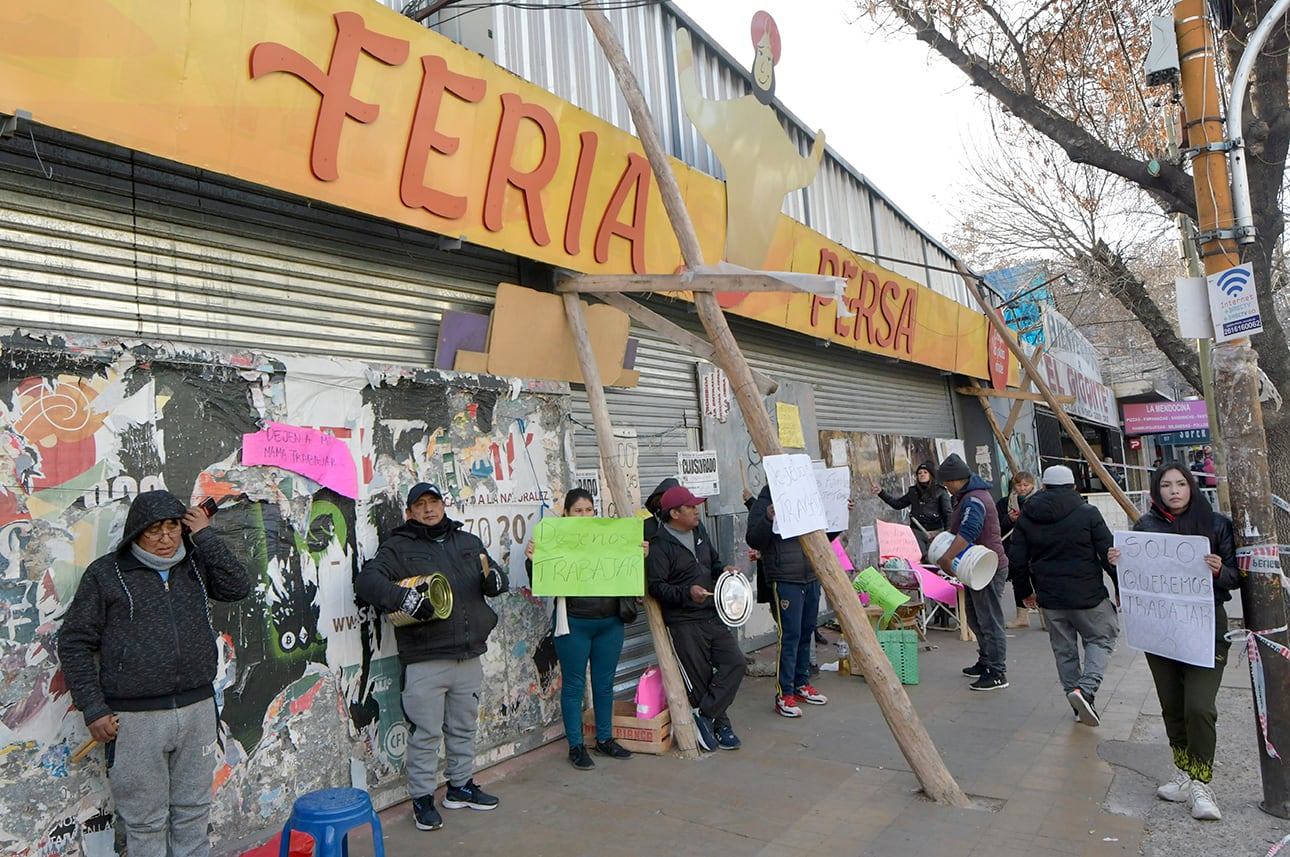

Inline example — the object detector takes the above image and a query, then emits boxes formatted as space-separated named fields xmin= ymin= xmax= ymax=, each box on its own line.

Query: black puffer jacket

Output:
xmin=355 ymin=518 xmax=508 ymax=664
xmin=878 ymin=461 xmax=953 ymax=532
xmin=646 ymin=522 xmax=724 ymax=624
xmin=57 ymin=491 xmax=252 ymax=726
xmin=745 ymin=485 xmax=843 ymax=585
xmin=1132 ymin=506 xmax=1240 ymax=603
xmin=1010 ymin=486 xmax=1115 ymax=610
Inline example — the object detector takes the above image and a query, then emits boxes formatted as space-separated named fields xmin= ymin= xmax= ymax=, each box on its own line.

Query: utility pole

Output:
xmin=1174 ymin=0 xmax=1290 ymax=818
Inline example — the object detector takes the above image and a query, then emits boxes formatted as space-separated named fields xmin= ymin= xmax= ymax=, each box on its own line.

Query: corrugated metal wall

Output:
xmin=386 ymin=0 xmax=971 ymax=302
xmin=0 ymin=131 xmax=518 ymax=363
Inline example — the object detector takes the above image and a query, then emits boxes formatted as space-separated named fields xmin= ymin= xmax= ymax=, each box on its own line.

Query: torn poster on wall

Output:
xmin=0 ymin=336 xmax=572 ymax=857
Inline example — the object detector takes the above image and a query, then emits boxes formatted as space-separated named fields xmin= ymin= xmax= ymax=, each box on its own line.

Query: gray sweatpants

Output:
xmin=401 ymin=658 xmax=483 ymax=798
xmin=1045 ymin=599 xmax=1120 ymax=698
xmin=965 ymin=566 xmax=1009 ymax=674
xmin=107 ymin=700 xmax=217 ymax=857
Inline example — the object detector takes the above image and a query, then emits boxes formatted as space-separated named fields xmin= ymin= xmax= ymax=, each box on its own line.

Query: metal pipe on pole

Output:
xmin=1175 ymin=0 xmax=1290 ymax=817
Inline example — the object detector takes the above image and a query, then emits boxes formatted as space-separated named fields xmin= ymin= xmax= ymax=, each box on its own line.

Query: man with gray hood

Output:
xmin=1009 ymin=464 xmax=1119 ymax=726
xmin=58 ymin=490 xmax=251 ymax=857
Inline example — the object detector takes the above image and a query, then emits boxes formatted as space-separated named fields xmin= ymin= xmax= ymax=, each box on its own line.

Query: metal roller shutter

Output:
xmin=0 ymin=130 xmax=517 ymax=364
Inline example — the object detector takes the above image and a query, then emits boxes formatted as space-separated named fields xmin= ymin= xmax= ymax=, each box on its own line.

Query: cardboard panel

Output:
xmin=486 ymin=283 xmax=629 ymax=383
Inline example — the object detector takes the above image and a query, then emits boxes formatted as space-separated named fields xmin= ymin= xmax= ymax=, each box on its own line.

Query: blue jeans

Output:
xmin=554 ymin=615 xmax=625 ymax=747
xmin=772 ymin=580 xmax=820 ymax=698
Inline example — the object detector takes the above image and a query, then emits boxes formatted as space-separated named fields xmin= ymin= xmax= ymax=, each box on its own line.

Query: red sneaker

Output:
xmin=796 ymin=684 xmax=828 ymax=705
xmin=775 ymin=695 xmax=802 ymax=718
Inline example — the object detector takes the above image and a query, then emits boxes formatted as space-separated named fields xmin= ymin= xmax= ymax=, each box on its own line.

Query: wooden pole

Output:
xmin=957 ymin=262 xmax=1140 ymax=522
xmin=561 ymin=293 xmax=701 ymax=758
xmin=581 ymin=1 xmax=970 ymax=806
xmin=1001 ymin=343 xmax=1049 ymax=439
xmin=968 ymin=379 xmax=1020 ymax=476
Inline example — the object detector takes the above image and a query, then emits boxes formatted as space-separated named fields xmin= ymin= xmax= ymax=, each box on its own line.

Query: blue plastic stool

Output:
xmin=279 ymin=788 xmax=384 ymax=857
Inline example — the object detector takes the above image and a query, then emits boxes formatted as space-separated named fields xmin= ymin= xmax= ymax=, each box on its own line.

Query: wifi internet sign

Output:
xmin=1206 ymin=263 xmax=1262 ymax=343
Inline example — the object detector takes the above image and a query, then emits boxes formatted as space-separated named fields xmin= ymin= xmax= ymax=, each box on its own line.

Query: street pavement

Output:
xmin=266 ymin=614 xmax=1290 ymax=857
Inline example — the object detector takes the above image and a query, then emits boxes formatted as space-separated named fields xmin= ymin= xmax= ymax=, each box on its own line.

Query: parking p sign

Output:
xmin=1206 ymin=263 xmax=1263 ymax=342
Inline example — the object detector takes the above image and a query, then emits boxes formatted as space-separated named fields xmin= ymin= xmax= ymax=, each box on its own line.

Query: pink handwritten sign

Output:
xmin=242 ymin=422 xmax=358 ymax=499
xmin=875 ymin=519 xmax=924 ymax=568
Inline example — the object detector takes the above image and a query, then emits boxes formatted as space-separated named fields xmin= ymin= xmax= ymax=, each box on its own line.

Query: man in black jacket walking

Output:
xmin=58 ymin=490 xmax=251 ymax=857
xmin=646 ymin=485 xmax=745 ymax=752
xmin=1010 ymin=465 xmax=1119 ymax=726
xmin=355 ymin=483 xmax=509 ymax=832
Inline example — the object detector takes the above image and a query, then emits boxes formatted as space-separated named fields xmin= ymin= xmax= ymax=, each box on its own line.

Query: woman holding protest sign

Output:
xmin=526 ymin=489 xmax=647 ymax=771
xmin=1107 ymin=462 xmax=1239 ymax=821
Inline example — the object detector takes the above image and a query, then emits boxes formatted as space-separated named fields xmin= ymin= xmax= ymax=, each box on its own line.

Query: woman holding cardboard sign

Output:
xmin=1107 ymin=462 xmax=1239 ymax=821
xmin=527 ymin=489 xmax=647 ymax=771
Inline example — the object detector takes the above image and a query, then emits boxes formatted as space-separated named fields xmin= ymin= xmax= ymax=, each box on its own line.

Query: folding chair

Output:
xmin=914 ymin=565 xmax=963 ymax=632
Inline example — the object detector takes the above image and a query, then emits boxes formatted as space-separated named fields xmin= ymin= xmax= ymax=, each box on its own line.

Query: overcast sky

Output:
xmin=672 ymin=0 xmax=992 ymax=241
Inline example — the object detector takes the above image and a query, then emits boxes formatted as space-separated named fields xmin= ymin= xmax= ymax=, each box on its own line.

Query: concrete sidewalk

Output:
xmin=320 ymin=621 xmax=1289 ymax=857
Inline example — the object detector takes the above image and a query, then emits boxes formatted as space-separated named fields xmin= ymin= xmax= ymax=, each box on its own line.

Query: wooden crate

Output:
xmin=582 ymin=700 xmax=672 ymax=754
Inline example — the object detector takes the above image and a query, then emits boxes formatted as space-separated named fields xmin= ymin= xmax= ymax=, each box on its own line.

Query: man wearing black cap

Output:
xmin=1010 ymin=465 xmax=1119 ymax=726
xmin=645 ymin=485 xmax=746 ymax=752
xmin=937 ymin=453 xmax=1010 ymax=691
xmin=355 ymin=483 xmax=509 ymax=832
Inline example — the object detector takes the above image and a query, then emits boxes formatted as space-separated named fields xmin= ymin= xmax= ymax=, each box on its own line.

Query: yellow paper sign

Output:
xmin=776 ymin=402 xmax=806 ymax=448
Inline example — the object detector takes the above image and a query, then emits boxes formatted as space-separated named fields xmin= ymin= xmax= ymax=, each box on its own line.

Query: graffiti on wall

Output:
xmin=0 ymin=340 xmax=570 ymax=856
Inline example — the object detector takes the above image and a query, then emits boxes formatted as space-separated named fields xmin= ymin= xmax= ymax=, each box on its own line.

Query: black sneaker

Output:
xmin=969 ymin=670 xmax=1009 ymax=691
xmin=412 ymin=795 xmax=442 ymax=831
xmin=714 ymin=722 xmax=741 ymax=750
xmin=1066 ymin=689 xmax=1100 ymax=726
xmin=569 ymin=744 xmax=596 ymax=770
xmin=442 ymin=779 xmax=499 ymax=810
xmin=962 ymin=662 xmax=988 ymax=677
xmin=692 ymin=712 xmax=716 ymax=752
xmin=594 ymin=738 xmax=632 ymax=759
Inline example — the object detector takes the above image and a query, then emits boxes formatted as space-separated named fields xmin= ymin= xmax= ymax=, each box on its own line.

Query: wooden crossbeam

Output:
xmin=955 ymin=386 xmax=1074 ymax=404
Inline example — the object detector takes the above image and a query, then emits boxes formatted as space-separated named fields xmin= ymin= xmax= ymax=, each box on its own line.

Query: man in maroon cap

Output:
xmin=645 ymin=485 xmax=746 ymax=752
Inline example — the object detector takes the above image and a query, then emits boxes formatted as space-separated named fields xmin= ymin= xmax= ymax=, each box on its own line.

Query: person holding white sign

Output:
xmin=1107 ymin=463 xmax=1239 ymax=821
xmin=746 ymin=484 xmax=852 ymax=718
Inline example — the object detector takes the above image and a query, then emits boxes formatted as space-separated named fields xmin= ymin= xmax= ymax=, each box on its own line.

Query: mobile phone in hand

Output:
xmin=198 ymin=497 xmax=218 ymax=518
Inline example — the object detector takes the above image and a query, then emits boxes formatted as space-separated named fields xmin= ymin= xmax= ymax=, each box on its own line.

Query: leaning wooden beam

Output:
xmin=581 ymin=1 xmax=972 ymax=808
xmin=967 ymin=379 xmax=1021 ymax=476
xmin=1001 ymin=343 xmax=1049 ymax=439
xmin=561 ymin=293 xmax=700 ymax=758
xmin=557 ymin=273 xmax=818 ymax=294
xmin=955 ymin=386 xmax=1074 ymax=404
xmin=582 ymin=288 xmax=779 ymax=396
xmin=958 ymin=262 xmax=1140 ymax=522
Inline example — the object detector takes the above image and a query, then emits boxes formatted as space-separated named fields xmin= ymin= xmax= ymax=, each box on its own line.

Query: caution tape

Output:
xmin=1267 ymin=833 xmax=1290 ymax=857
xmin=1223 ymin=625 xmax=1290 ymax=759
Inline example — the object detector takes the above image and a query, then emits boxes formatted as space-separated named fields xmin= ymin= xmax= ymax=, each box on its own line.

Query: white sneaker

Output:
xmin=1188 ymin=780 xmax=1222 ymax=820
xmin=1156 ymin=769 xmax=1191 ymax=802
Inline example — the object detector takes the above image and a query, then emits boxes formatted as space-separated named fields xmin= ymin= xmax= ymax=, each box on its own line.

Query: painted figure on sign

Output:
xmin=525 ymin=489 xmax=647 ymax=771
xmin=58 ymin=491 xmax=251 ymax=857
xmin=676 ymin=12 xmax=825 ymax=271
xmin=354 ymin=482 xmax=509 ymax=833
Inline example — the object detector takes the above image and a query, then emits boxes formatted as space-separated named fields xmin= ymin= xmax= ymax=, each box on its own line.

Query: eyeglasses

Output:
xmin=141 ymin=520 xmax=183 ymax=540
